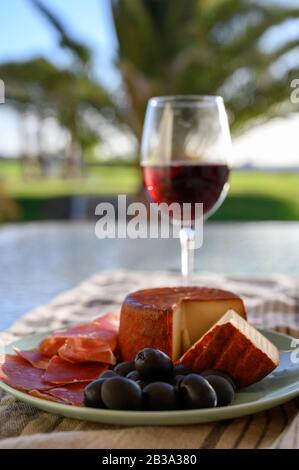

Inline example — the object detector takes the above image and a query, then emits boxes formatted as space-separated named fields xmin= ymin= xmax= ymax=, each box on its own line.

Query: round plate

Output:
xmin=1 ymin=329 xmax=299 ymax=426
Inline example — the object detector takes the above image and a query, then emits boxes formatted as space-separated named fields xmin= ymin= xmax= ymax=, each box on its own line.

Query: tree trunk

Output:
xmin=64 ymin=138 xmax=82 ymax=178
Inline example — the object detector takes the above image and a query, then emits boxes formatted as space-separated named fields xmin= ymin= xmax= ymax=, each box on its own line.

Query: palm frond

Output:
xmin=30 ymin=0 xmax=92 ymax=65
xmin=111 ymin=0 xmax=299 ymax=135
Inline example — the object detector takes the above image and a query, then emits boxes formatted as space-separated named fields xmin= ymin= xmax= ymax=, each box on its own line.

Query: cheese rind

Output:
xmin=178 ymin=310 xmax=280 ymax=388
xmin=118 ymin=287 xmax=247 ymax=361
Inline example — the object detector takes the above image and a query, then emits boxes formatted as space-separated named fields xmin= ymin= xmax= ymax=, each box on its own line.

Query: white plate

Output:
xmin=0 ymin=329 xmax=298 ymax=426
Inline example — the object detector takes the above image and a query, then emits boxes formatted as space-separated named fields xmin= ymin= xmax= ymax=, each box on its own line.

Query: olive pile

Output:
xmin=84 ymin=348 xmax=235 ymax=411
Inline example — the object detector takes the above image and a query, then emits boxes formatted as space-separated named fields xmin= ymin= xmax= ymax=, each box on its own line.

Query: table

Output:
xmin=1 ymin=221 xmax=299 ymax=330
xmin=0 ymin=269 xmax=298 ymax=449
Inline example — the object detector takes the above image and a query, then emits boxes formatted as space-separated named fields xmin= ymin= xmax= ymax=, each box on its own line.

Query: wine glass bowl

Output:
xmin=140 ymin=95 xmax=232 ymax=279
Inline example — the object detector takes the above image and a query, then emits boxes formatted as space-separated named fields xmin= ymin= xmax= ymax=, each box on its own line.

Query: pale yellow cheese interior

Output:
xmin=172 ymin=298 xmax=246 ymax=361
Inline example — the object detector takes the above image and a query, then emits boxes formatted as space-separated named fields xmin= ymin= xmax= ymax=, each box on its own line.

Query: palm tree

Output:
xmin=0 ymin=0 xmax=114 ymax=178
xmin=2 ymin=0 xmax=299 ymax=176
xmin=112 ymin=0 xmax=299 ymax=137
xmin=1 ymin=57 xmax=113 ymax=177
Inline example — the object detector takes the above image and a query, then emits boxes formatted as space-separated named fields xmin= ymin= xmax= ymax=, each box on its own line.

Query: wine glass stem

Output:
xmin=180 ymin=226 xmax=195 ymax=283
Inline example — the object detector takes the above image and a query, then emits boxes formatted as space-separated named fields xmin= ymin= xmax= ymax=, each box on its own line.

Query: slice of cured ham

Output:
xmin=13 ymin=348 xmax=50 ymax=369
xmin=0 ymin=354 xmax=51 ymax=392
xmin=39 ymin=313 xmax=119 ymax=357
xmin=42 ymin=355 xmax=107 ymax=384
xmin=30 ymin=382 xmax=85 ymax=406
xmin=58 ymin=337 xmax=116 ymax=365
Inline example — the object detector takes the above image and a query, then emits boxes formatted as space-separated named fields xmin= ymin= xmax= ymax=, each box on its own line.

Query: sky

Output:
xmin=0 ymin=0 xmax=299 ymax=167
xmin=0 ymin=0 xmax=122 ymax=158
xmin=0 ymin=0 xmax=119 ymax=86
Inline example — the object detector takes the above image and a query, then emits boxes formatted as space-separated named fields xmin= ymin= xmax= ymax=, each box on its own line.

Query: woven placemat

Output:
xmin=0 ymin=270 xmax=298 ymax=449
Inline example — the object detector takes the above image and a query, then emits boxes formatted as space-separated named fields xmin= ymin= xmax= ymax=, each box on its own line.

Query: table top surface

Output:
xmin=1 ymin=221 xmax=299 ymax=330
xmin=1 ymin=268 xmax=298 ymax=448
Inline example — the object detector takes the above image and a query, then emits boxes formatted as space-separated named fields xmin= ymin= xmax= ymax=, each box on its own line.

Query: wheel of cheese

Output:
xmin=118 ymin=287 xmax=247 ymax=362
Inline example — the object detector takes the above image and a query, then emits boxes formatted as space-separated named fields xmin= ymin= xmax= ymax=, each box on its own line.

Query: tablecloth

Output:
xmin=0 ymin=270 xmax=298 ymax=449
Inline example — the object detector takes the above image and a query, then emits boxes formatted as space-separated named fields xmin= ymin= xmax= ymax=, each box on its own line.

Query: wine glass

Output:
xmin=141 ymin=95 xmax=231 ymax=282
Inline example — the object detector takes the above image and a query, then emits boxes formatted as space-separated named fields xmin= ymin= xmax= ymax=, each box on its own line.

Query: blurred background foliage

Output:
xmin=113 ymin=0 xmax=299 ymax=137
xmin=0 ymin=0 xmax=299 ymax=221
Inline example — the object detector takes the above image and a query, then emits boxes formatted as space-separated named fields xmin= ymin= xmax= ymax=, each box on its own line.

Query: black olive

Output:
xmin=174 ymin=374 xmax=185 ymax=387
xmin=135 ymin=348 xmax=173 ymax=379
xmin=114 ymin=361 xmax=135 ymax=376
xmin=173 ymin=364 xmax=193 ymax=376
xmin=100 ymin=370 xmax=118 ymax=379
xmin=200 ymin=369 xmax=236 ymax=390
xmin=143 ymin=382 xmax=177 ymax=411
xmin=101 ymin=376 xmax=143 ymax=410
xmin=126 ymin=370 xmax=140 ymax=381
xmin=83 ymin=378 xmax=106 ymax=408
xmin=135 ymin=379 xmax=151 ymax=390
xmin=178 ymin=374 xmax=217 ymax=409
xmin=205 ymin=375 xmax=235 ymax=407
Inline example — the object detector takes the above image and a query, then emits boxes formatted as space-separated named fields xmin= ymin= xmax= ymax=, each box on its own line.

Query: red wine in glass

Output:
xmin=141 ymin=95 xmax=232 ymax=280
xmin=143 ymin=163 xmax=230 ymax=219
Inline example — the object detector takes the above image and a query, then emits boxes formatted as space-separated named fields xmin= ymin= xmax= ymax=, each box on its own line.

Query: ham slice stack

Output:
xmin=0 ymin=313 xmax=119 ymax=406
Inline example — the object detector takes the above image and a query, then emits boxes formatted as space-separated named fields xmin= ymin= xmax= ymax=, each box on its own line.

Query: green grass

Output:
xmin=0 ymin=161 xmax=140 ymax=197
xmin=212 ymin=171 xmax=299 ymax=221
xmin=1 ymin=159 xmax=299 ymax=220
xmin=0 ymin=159 xmax=22 ymax=179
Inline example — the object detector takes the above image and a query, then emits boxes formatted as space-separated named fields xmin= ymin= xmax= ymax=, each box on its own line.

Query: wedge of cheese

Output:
xmin=118 ymin=287 xmax=247 ymax=362
xmin=178 ymin=310 xmax=280 ymax=388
